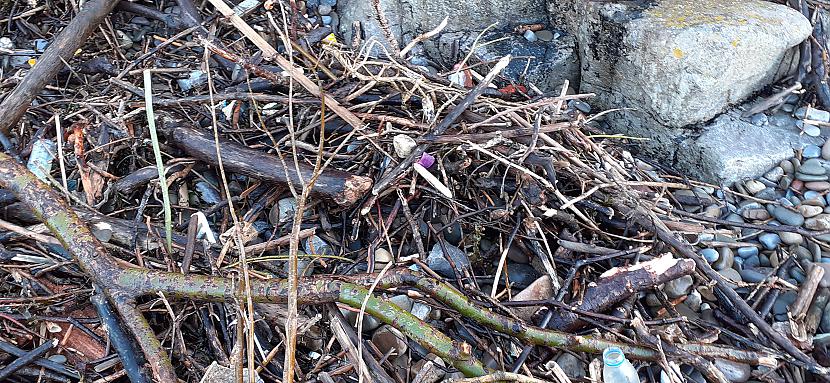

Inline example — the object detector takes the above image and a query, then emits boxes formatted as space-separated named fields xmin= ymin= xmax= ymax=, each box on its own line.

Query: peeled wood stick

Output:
xmin=790 ymin=264 xmax=825 ymax=320
xmin=166 ymin=123 xmax=372 ymax=207
xmin=0 ymin=0 xmax=120 ymax=135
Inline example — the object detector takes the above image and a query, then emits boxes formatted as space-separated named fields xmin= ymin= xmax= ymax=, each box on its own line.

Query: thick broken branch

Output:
xmin=547 ymin=254 xmax=695 ymax=331
xmin=165 ymin=123 xmax=372 ymax=207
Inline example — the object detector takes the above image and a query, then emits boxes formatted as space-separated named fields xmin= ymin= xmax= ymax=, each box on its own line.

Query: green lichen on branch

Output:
xmin=0 ymin=152 xmax=783 ymax=380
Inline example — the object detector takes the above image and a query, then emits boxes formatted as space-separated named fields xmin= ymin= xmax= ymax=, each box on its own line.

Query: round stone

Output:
xmin=750 ymin=113 xmax=768 ymax=126
xmin=685 ymin=289 xmax=702 ymax=312
xmin=570 ymin=100 xmax=591 ymax=113
xmin=743 ymin=179 xmax=766 ymax=195
xmin=763 ymin=166 xmax=785 ymax=182
xmin=771 ymin=206 xmax=805 ymax=226
xmin=799 ymin=159 xmax=826 ymax=176
xmin=375 ymin=248 xmax=393 ymax=268
xmin=804 ymin=123 xmax=822 ymax=137
xmin=806 ymin=214 xmax=830 ymax=231
xmin=790 ymin=267 xmax=807 ymax=284
xmin=781 ymin=159 xmax=795 ymax=174
xmin=823 ymin=140 xmax=830 ymax=161
xmin=804 ymin=145 xmax=822 ymax=158
xmin=805 ymin=190 xmax=824 ymax=203
xmin=796 ymin=173 xmax=829 ymax=182
xmin=773 ymin=291 xmax=798 ymax=315
xmin=304 ymin=235 xmax=333 ymax=256
xmin=522 ymin=30 xmax=538 ymax=42
xmin=663 ymin=275 xmax=694 ymax=299
xmin=759 ymin=233 xmax=781 ymax=250
xmin=713 ymin=359 xmax=751 ymax=383
xmin=318 ymin=4 xmax=332 ymax=14
xmin=799 ymin=204 xmax=824 ymax=218
xmin=779 ymin=231 xmax=804 ymax=245
xmin=393 ymin=134 xmax=417 ymax=158
xmin=743 ymin=254 xmax=761 ymax=269
xmin=535 ymin=30 xmax=554 ymax=41
xmin=719 ymin=268 xmax=742 ymax=283
xmin=806 ymin=181 xmax=830 ymax=191
xmin=740 ymin=268 xmax=767 ymax=283
xmin=703 ymin=204 xmax=723 ymax=218
xmin=712 ymin=247 xmax=734 ymax=270
xmin=737 ymin=246 xmax=759 ymax=258
xmin=741 ymin=208 xmax=770 ymax=220
xmin=700 ymin=248 xmax=719 ymax=263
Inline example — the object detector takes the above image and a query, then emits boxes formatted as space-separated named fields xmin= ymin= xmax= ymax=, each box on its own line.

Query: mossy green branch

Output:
xmin=0 ymin=152 xmax=781 ymax=380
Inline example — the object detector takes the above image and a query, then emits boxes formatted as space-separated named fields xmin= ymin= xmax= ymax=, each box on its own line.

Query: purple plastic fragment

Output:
xmin=418 ymin=152 xmax=435 ymax=168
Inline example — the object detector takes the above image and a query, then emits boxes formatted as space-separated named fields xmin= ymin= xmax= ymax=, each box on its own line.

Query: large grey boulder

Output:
xmin=546 ymin=0 xmax=812 ymax=183
xmin=550 ymin=0 xmax=811 ymax=128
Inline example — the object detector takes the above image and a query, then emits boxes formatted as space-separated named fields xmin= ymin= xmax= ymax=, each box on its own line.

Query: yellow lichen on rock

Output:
xmin=646 ymin=0 xmax=782 ymax=29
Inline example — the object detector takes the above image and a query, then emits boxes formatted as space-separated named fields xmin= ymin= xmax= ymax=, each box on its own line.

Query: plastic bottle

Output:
xmin=603 ymin=346 xmax=639 ymax=383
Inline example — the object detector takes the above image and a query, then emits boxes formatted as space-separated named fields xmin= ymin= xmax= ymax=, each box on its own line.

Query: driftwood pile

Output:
xmin=0 ymin=0 xmax=829 ymax=382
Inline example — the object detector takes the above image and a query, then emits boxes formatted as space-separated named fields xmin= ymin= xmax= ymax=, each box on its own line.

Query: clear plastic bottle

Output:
xmin=603 ymin=346 xmax=639 ymax=383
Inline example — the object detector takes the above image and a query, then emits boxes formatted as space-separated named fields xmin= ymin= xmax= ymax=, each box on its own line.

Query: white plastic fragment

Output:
xmin=192 ymin=211 xmax=217 ymax=244
xmin=27 ymin=139 xmax=56 ymax=182
xmin=177 ymin=70 xmax=208 ymax=92
xmin=232 ymin=0 xmax=261 ymax=15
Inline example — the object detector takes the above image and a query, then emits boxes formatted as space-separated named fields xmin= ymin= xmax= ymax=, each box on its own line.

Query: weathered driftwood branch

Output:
xmin=547 ymin=254 xmax=695 ymax=332
xmin=0 ymin=152 xmax=782 ymax=381
xmin=0 ymin=0 xmax=120 ymax=134
xmin=165 ymin=123 xmax=373 ymax=207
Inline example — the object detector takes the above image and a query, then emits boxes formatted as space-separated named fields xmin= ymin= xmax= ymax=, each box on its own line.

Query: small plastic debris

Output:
xmin=27 ymin=139 xmax=56 ymax=182
xmin=322 ymin=33 xmax=338 ymax=45
xmin=418 ymin=152 xmax=436 ymax=168
xmin=193 ymin=211 xmax=217 ymax=244
xmin=602 ymin=347 xmax=638 ymax=383
xmin=33 ymin=39 xmax=49 ymax=53
xmin=177 ymin=70 xmax=208 ymax=92
xmin=413 ymin=163 xmax=453 ymax=198
xmin=232 ymin=0 xmax=261 ymax=15
xmin=0 ymin=37 xmax=13 ymax=50
xmin=499 ymin=84 xmax=527 ymax=95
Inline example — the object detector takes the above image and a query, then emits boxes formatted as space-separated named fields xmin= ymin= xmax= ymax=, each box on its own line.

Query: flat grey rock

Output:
xmin=672 ymin=111 xmax=822 ymax=184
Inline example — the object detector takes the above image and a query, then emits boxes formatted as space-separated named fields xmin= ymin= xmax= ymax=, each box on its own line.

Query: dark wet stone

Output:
xmin=737 ymin=246 xmax=759 ymax=258
xmin=771 ymin=206 xmax=805 ymax=226
xmin=773 ymin=291 xmax=798 ymax=315
xmin=426 ymin=243 xmax=471 ymax=278
xmin=743 ymin=255 xmax=761 ymax=269
xmin=740 ymin=268 xmax=767 ymax=283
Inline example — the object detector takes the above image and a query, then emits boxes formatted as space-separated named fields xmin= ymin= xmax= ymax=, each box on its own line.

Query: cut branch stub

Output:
xmin=549 ymin=254 xmax=696 ymax=331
